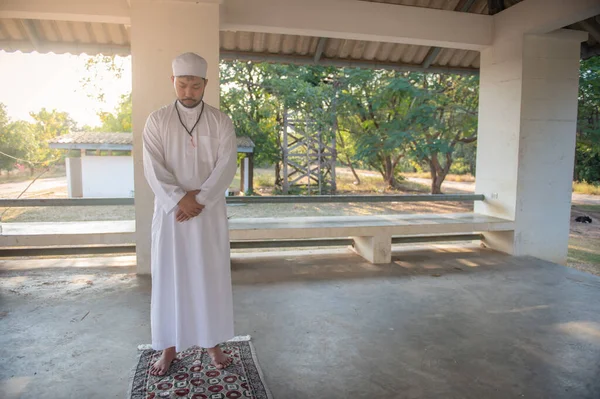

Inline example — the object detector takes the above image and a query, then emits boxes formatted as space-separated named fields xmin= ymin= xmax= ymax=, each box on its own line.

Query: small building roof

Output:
xmin=48 ymin=132 xmax=255 ymax=153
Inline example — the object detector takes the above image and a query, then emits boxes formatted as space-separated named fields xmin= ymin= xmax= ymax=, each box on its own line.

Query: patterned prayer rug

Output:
xmin=129 ymin=337 xmax=272 ymax=399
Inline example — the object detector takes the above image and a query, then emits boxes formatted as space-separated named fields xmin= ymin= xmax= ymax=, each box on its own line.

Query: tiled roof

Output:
xmin=48 ymin=131 xmax=255 ymax=150
xmin=49 ymin=131 xmax=132 ymax=146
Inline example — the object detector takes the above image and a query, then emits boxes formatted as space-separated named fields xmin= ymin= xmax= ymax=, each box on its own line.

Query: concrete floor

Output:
xmin=1 ymin=245 xmax=600 ymax=399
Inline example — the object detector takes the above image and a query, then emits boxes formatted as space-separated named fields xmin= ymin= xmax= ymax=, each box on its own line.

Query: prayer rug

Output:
xmin=129 ymin=337 xmax=272 ymax=399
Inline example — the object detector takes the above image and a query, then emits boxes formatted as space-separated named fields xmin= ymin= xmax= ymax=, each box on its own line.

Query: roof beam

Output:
xmin=578 ymin=20 xmax=600 ymax=44
xmin=19 ymin=19 xmax=41 ymax=50
xmin=222 ymin=0 xmax=493 ymax=51
xmin=0 ymin=0 xmax=131 ymax=24
xmin=494 ymin=0 xmax=600 ymax=42
xmin=314 ymin=37 xmax=327 ymax=63
xmin=421 ymin=0 xmax=477 ymax=69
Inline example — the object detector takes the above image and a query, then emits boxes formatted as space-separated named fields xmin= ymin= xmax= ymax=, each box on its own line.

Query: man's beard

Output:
xmin=179 ymin=98 xmax=202 ymax=109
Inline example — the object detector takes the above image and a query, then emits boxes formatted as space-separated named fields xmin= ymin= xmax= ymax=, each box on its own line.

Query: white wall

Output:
xmin=81 ymin=156 xmax=134 ymax=198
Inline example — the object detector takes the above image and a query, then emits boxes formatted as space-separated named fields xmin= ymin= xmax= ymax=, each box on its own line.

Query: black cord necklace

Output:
xmin=174 ymin=100 xmax=205 ymax=147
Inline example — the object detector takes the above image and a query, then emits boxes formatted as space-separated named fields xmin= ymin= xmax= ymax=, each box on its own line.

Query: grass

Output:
xmin=568 ymin=236 xmax=600 ymax=271
xmin=573 ymin=204 xmax=600 ymax=213
xmin=573 ymin=181 xmax=600 ymax=195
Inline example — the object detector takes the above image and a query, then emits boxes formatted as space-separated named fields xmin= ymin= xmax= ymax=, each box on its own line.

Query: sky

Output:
xmin=0 ymin=51 xmax=132 ymax=127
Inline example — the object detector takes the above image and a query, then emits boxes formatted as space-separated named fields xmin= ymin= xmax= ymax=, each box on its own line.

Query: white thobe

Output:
xmin=142 ymin=101 xmax=237 ymax=351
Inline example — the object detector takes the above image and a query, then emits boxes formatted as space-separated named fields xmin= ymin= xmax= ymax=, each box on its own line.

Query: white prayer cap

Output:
xmin=172 ymin=52 xmax=208 ymax=78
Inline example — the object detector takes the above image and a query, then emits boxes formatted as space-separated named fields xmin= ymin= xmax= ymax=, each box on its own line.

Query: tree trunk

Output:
xmin=382 ymin=155 xmax=399 ymax=189
xmin=275 ymin=161 xmax=283 ymax=189
xmin=346 ymin=155 xmax=361 ymax=185
xmin=336 ymin=130 xmax=361 ymax=185
xmin=429 ymin=153 xmax=452 ymax=194
xmin=29 ymin=166 xmax=35 ymax=176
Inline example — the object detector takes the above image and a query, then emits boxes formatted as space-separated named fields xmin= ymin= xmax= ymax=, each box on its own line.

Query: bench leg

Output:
xmin=351 ymin=235 xmax=392 ymax=264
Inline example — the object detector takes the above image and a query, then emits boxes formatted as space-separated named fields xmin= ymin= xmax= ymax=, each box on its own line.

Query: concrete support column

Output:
xmin=66 ymin=157 xmax=83 ymax=198
xmin=475 ymin=30 xmax=587 ymax=264
xmin=240 ymin=155 xmax=246 ymax=193
xmin=240 ymin=155 xmax=253 ymax=194
xmin=248 ymin=154 xmax=254 ymax=194
xmin=131 ymin=0 xmax=220 ymax=274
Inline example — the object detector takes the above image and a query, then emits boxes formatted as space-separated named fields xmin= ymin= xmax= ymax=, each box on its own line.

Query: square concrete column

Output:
xmin=66 ymin=157 xmax=83 ymax=198
xmin=130 ymin=0 xmax=220 ymax=274
xmin=475 ymin=30 xmax=587 ymax=264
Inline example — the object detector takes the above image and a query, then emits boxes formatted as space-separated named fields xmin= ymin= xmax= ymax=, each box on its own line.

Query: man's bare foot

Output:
xmin=150 ymin=347 xmax=177 ymax=376
xmin=206 ymin=346 xmax=232 ymax=369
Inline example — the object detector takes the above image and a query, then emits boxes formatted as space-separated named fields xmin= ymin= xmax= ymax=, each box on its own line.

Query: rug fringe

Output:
xmin=127 ymin=346 xmax=147 ymax=399
xmin=248 ymin=340 xmax=274 ymax=399
xmin=228 ymin=335 xmax=252 ymax=342
xmin=136 ymin=335 xmax=252 ymax=351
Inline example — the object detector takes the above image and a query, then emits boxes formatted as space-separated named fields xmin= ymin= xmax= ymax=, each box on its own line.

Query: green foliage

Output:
xmin=80 ymin=55 xmax=126 ymax=103
xmin=96 ymin=93 xmax=132 ymax=132
xmin=0 ymin=104 xmax=72 ymax=171
xmin=28 ymin=108 xmax=75 ymax=167
xmin=220 ymin=61 xmax=282 ymax=167
xmin=0 ymin=105 xmax=30 ymax=171
xmin=576 ymin=57 xmax=600 ymax=183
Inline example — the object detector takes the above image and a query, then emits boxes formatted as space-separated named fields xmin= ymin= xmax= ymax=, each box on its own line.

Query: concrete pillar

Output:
xmin=240 ymin=154 xmax=246 ymax=193
xmin=475 ymin=30 xmax=587 ymax=264
xmin=130 ymin=0 xmax=220 ymax=274
xmin=248 ymin=153 xmax=254 ymax=194
xmin=66 ymin=157 xmax=83 ymax=198
xmin=241 ymin=155 xmax=252 ymax=193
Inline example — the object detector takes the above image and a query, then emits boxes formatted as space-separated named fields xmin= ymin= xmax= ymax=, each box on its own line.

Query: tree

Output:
xmin=575 ymin=56 xmax=600 ymax=183
xmin=28 ymin=108 xmax=75 ymax=171
xmin=79 ymin=54 xmax=132 ymax=132
xmin=96 ymin=93 xmax=132 ymax=132
xmin=408 ymin=73 xmax=479 ymax=194
xmin=0 ymin=104 xmax=36 ymax=173
xmin=80 ymin=54 xmax=127 ymax=103
xmin=337 ymin=69 xmax=431 ymax=189
xmin=220 ymin=61 xmax=281 ymax=168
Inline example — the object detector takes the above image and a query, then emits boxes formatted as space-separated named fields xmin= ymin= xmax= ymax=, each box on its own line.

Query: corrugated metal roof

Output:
xmin=48 ymin=131 xmax=255 ymax=151
xmin=1 ymin=0 xmax=598 ymax=72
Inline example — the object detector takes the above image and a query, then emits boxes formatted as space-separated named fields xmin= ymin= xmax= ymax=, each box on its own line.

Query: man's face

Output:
xmin=172 ymin=75 xmax=207 ymax=108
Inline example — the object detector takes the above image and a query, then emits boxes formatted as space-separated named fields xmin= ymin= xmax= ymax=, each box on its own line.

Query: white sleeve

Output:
xmin=195 ymin=114 xmax=238 ymax=207
xmin=142 ymin=113 xmax=186 ymax=214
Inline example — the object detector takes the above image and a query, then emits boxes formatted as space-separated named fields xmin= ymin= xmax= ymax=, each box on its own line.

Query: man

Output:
xmin=142 ymin=52 xmax=238 ymax=376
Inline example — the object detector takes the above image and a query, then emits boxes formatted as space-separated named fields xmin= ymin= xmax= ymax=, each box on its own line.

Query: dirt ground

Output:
xmin=568 ymin=204 xmax=600 ymax=276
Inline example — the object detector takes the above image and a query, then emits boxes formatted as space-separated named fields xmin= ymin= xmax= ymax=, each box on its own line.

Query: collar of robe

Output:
xmin=175 ymin=100 xmax=205 ymax=147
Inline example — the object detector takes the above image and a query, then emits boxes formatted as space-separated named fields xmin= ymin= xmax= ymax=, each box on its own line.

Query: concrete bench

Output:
xmin=0 ymin=213 xmax=514 ymax=263
xmin=229 ymin=213 xmax=514 ymax=263
xmin=0 ymin=221 xmax=136 ymax=247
